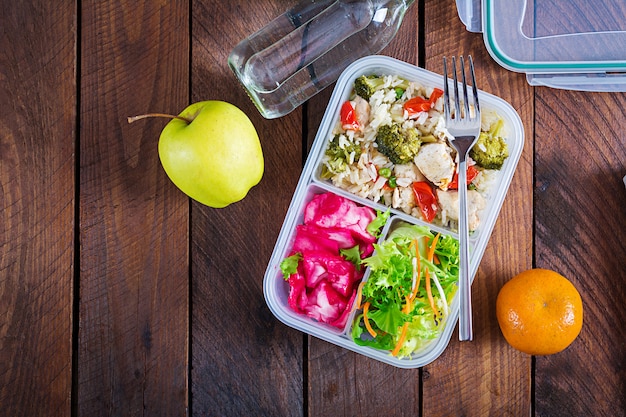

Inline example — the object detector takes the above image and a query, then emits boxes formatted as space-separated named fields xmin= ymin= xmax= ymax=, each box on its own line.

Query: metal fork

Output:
xmin=443 ymin=55 xmax=481 ymax=342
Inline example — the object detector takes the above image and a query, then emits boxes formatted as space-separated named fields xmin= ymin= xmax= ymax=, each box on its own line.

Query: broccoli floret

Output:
xmin=354 ymin=74 xmax=411 ymax=101
xmin=375 ymin=124 xmax=421 ymax=165
xmin=321 ymin=134 xmax=362 ymax=178
xmin=354 ymin=75 xmax=386 ymax=100
xmin=469 ymin=118 xmax=509 ymax=169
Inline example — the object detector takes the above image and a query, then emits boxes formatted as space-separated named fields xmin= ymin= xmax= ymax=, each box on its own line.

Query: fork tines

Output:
xmin=443 ymin=56 xmax=479 ymax=121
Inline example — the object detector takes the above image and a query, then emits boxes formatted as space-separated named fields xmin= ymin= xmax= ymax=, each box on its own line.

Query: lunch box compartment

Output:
xmin=264 ymin=55 xmax=524 ymax=368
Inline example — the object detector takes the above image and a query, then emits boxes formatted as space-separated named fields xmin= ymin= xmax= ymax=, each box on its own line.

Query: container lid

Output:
xmin=456 ymin=0 xmax=626 ymax=91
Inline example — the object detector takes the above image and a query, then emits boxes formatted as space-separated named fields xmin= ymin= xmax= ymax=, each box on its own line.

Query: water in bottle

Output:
xmin=229 ymin=0 xmax=416 ymax=119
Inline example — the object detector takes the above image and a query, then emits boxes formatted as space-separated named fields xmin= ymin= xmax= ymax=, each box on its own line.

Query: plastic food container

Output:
xmin=263 ymin=55 xmax=524 ymax=368
xmin=456 ymin=0 xmax=626 ymax=92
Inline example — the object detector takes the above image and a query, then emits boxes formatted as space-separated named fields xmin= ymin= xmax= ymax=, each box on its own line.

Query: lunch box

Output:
xmin=263 ymin=56 xmax=524 ymax=368
xmin=456 ymin=0 xmax=626 ymax=92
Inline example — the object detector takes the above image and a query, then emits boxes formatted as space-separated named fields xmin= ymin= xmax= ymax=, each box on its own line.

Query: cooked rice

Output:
xmin=321 ymin=74 xmax=508 ymax=231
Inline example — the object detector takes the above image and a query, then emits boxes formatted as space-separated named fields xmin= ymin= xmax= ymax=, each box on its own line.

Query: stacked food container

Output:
xmin=456 ymin=0 xmax=626 ymax=91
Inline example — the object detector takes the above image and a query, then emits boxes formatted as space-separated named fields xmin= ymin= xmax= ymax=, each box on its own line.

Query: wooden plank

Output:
xmin=189 ymin=1 xmax=305 ymax=415
xmin=524 ymin=2 xmax=626 ymax=415
xmin=305 ymin=5 xmax=422 ymax=417
xmin=0 ymin=2 xmax=75 ymax=416
xmin=420 ymin=0 xmax=534 ymax=415
xmin=77 ymin=1 xmax=189 ymax=415
xmin=534 ymin=88 xmax=626 ymax=416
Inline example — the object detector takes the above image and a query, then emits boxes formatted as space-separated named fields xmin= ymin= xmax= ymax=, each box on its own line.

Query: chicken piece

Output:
xmin=353 ymin=95 xmax=370 ymax=128
xmin=413 ymin=142 xmax=455 ymax=189
xmin=392 ymin=163 xmax=427 ymax=188
xmin=391 ymin=185 xmax=416 ymax=214
xmin=436 ymin=189 xmax=486 ymax=231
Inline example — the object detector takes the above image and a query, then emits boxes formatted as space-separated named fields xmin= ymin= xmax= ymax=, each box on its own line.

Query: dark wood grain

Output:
xmin=530 ymin=4 xmax=626 ymax=416
xmin=534 ymin=88 xmax=626 ymax=417
xmin=420 ymin=1 xmax=534 ymax=415
xmin=304 ymin=5 xmax=423 ymax=417
xmin=0 ymin=2 xmax=75 ymax=416
xmin=77 ymin=1 xmax=189 ymax=415
xmin=190 ymin=1 xmax=305 ymax=415
xmin=2 ymin=1 xmax=626 ymax=416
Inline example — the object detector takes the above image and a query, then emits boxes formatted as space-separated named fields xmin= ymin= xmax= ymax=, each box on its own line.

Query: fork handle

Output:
xmin=458 ymin=158 xmax=473 ymax=341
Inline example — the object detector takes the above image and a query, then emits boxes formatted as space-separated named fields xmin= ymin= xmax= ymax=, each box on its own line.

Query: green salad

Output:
xmin=351 ymin=222 xmax=459 ymax=358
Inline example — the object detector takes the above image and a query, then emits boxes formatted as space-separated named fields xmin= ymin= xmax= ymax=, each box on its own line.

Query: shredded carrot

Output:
xmin=355 ymin=281 xmax=365 ymax=310
xmin=433 ymin=253 xmax=440 ymax=265
xmin=363 ymin=302 xmax=377 ymax=338
xmin=427 ymin=232 xmax=441 ymax=262
xmin=391 ymin=296 xmax=413 ymax=356
xmin=403 ymin=295 xmax=412 ymax=314
xmin=425 ymin=233 xmax=441 ymax=317
xmin=393 ymin=233 xmax=442 ymax=356
xmin=414 ymin=233 xmax=441 ymax=316
xmin=425 ymin=267 xmax=437 ymax=317
xmin=410 ymin=263 xmax=421 ymax=301
xmin=391 ymin=322 xmax=409 ymax=356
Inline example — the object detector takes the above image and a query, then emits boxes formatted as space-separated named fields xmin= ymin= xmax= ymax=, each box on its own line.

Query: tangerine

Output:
xmin=496 ymin=268 xmax=583 ymax=355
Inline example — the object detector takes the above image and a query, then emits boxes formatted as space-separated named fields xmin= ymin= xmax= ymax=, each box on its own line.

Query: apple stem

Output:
xmin=127 ymin=113 xmax=192 ymax=124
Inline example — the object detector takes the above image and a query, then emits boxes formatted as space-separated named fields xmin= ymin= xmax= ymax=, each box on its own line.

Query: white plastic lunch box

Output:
xmin=264 ymin=56 xmax=524 ymax=368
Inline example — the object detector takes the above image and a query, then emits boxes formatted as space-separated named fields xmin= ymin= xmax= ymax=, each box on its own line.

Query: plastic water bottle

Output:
xmin=229 ymin=0 xmax=416 ymax=119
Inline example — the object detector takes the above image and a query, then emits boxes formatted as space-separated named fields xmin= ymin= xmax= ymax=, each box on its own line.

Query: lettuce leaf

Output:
xmin=352 ymin=222 xmax=460 ymax=358
xmin=366 ymin=209 xmax=391 ymax=238
xmin=339 ymin=245 xmax=363 ymax=268
xmin=351 ymin=314 xmax=395 ymax=350
xmin=280 ymin=253 xmax=302 ymax=279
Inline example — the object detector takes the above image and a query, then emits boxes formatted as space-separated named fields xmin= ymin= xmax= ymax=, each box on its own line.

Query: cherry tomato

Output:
xmin=411 ymin=181 xmax=438 ymax=222
xmin=340 ymin=101 xmax=359 ymax=130
xmin=403 ymin=88 xmax=444 ymax=118
xmin=448 ymin=165 xmax=479 ymax=189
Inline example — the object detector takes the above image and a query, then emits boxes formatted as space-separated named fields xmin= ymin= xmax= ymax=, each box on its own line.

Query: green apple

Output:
xmin=145 ymin=101 xmax=264 ymax=208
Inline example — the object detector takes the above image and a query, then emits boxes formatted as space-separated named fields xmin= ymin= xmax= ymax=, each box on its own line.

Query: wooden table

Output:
xmin=2 ymin=1 xmax=625 ymax=416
